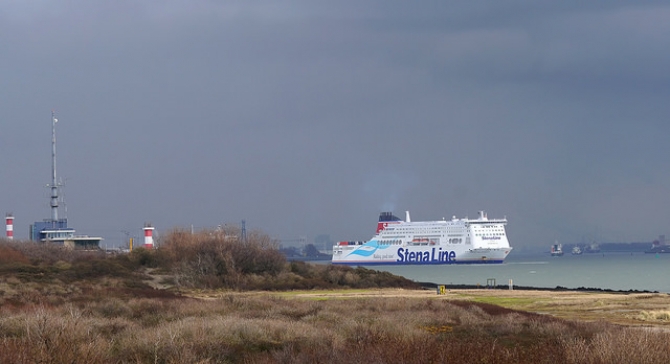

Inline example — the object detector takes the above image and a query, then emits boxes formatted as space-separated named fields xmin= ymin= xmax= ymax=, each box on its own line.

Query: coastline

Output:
xmin=418 ymin=282 xmax=660 ymax=294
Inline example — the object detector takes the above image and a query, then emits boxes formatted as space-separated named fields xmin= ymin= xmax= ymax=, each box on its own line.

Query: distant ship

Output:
xmin=550 ymin=243 xmax=564 ymax=256
xmin=332 ymin=210 xmax=512 ymax=265
xmin=584 ymin=242 xmax=600 ymax=253
xmin=645 ymin=235 xmax=670 ymax=254
xmin=571 ymin=246 xmax=583 ymax=255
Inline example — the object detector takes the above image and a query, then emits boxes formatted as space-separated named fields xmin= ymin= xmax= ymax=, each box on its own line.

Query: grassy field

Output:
xmin=2 ymin=237 xmax=670 ymax=363
xmin=453 ymin=289 xmax=670 ymax=327
xmin=3 ymin=285 xmax=670 ymax=363
xmin=282 ymin=288 xmax=670 ymax=327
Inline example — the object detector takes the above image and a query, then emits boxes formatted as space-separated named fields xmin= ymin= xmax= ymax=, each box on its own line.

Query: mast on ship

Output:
xmin=49 ymin=110 xmax=60 ymax=222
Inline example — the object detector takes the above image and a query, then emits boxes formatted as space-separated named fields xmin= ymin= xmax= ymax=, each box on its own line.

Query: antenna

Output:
xmin=49 ymin=110 xmax=60 ymax=222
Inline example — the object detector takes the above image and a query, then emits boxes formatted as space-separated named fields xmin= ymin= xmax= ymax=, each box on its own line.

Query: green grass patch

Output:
xmin=467 ymin=296 xmax=544 ymax=309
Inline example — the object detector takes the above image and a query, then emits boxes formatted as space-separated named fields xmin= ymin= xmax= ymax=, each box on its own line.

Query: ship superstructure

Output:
xmin=332 ymin=210 xmax=512 ymax=265
xmin=550 ymin=242 xmax=564 ymax=256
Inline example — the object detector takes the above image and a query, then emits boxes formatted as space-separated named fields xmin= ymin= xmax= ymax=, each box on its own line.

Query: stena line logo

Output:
xmin=397 ymin=247 xmax=456 ymax=263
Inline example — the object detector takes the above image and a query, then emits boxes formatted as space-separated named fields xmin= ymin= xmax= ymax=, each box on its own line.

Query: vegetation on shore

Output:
xmin=1 ymin=230 xmax=670 ymax=363
xmin=0 ymin=227 xmax=418 ymax=307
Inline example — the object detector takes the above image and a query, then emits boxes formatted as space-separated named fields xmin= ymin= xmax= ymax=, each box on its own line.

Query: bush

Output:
xmin=127 ymin=247 xmax=164 ymax=268
xmin=159 ymin=228 xmax=287 ymax=289
xmin=0 ymin=232 xmax=421 ymax=293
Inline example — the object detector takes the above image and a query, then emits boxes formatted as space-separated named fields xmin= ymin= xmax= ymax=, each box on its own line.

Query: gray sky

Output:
xmin=2 ymin=1 xmax=669 ymax=249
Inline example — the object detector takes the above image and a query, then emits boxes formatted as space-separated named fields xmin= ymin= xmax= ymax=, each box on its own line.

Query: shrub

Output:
xmin=0 ymin=244 xmax=30 ymax=265
xmin=127 ymin=247 xmax=167 ymax=268
xmin=159 ymin=228 xmax=287 ymax=289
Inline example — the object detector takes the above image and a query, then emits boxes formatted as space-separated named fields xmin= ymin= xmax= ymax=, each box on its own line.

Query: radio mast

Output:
xmin=49 ymin=110 xmax=60 ymax=222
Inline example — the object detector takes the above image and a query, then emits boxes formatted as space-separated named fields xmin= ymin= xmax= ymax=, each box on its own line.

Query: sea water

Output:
xmin=362 ymin=252 xmax=670 ymax=292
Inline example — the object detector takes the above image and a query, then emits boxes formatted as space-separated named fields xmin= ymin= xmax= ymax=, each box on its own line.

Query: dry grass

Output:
xmin=0 ymin=292 xmax=669 ymax=363
xmin=2 ymin=239 xmax=670 ymax=362
xmin=444 ymin=289 xmax=670 ymax=326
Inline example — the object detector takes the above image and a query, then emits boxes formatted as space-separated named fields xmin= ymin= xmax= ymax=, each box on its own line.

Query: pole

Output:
xmin=50 ymin=111 xmax=59 ymax=222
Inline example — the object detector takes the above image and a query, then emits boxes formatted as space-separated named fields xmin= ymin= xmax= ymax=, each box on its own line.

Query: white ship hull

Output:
xmin=333 ymin=210 xmax=512 ymax=265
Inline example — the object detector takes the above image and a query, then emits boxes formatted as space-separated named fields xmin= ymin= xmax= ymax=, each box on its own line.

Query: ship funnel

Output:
xmin=405 ymin=211 xmax=411 ymax=222
xmin=478 ymin=211 xmax=487 ymax=220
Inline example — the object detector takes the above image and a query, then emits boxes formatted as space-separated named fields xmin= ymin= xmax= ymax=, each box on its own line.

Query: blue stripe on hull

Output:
xmin=331 ymin=260 xmax=505 ymax=266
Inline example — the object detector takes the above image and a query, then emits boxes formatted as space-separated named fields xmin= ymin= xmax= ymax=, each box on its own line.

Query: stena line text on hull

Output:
xmin=332 ymin=210 xmax=512 ymax=265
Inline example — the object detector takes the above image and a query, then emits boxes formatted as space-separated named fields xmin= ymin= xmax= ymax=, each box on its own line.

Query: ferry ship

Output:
xmin=332 ymin=210 xmax=512 ymax=265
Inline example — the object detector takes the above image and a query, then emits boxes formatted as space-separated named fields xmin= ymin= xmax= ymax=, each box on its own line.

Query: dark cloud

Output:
xmin=1 ymin=1 xmax=669 ymax=248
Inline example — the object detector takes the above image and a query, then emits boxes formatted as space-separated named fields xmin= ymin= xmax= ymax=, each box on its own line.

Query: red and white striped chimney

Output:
xmin=5 ymin=214 xmax=14 ymax=240
xmin=143 ymin=224 xmax=155 ymax=249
